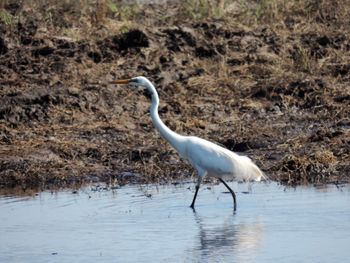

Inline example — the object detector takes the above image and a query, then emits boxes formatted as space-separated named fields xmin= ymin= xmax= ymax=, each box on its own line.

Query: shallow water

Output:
xmin=1 ymin=182 xmax=350 ymax=262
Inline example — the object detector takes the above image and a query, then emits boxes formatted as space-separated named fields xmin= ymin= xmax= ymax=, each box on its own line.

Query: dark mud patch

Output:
xmin=0 ymin=37 xmax=8 ymax=54
xmin=112 ymin=29 xmax=149 ymax=51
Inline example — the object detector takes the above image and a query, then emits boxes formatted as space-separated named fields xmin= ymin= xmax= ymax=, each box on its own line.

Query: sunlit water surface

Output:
xmin=1 ymin=182 xmax=350 ymax=262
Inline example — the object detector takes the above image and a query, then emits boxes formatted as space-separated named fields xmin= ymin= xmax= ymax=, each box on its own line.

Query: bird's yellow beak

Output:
xmin=110 ymin=79 xmax=131 ymax=84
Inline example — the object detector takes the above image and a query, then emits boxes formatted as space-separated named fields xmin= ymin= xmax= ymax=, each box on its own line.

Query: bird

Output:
xmin=110 ymin=76 xmax=264 ymax=211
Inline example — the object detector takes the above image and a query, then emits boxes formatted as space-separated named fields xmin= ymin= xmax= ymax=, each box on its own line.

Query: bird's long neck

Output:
xmin=145 ymin=81 xmax=184 ymax=153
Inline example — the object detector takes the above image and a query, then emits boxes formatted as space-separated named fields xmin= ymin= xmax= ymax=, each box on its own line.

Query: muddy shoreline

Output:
xmin=0 ymin=1 xmax=349 ymax=190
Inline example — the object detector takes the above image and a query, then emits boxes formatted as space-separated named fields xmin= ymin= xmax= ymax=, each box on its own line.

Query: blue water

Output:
xmin=0 ymin=182 xmax=349 ymax=262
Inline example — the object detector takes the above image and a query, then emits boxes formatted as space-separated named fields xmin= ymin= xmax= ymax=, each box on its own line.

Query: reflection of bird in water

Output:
xmin=191 ymin=211 xmax=264 ymax=262
xmin=110 ymin=76 xmax=264 ymax=211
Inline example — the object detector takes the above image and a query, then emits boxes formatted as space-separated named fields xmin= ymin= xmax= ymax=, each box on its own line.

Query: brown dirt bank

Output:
xmin=0 ymin=1 xmax=349 ymax=191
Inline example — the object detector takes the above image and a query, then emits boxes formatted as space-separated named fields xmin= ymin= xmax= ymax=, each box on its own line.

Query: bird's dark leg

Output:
xmin=190 ymin=177 xmax=202 ymax=209
xmin=219 ymin=178 xmax=237 ymax=211
xmin=190 ymin=186 xmax=199 ymax=209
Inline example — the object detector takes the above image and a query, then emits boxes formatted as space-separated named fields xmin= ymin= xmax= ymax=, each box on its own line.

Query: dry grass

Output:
xmin=0 ymin=0 xmax=349 ymax=189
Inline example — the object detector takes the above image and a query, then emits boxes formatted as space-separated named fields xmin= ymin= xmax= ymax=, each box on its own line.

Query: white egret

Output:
xmin=111 ymin=76 xmax=264 ymax=211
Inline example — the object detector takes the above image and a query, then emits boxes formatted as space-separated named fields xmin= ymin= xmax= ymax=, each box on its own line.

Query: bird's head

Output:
xmin=110 ymin=76 xmax=155 ymax=100
xmin=110 ymin=76 xmax=150 ymax=87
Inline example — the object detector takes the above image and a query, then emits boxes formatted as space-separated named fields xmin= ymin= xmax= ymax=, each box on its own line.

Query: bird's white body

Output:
xmin=112 ymin=76 xmax=264 ymax=210
xmin=181 ymin=136 xmax=263 ymax=182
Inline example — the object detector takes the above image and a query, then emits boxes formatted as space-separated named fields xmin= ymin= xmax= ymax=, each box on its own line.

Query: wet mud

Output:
xmin=0 ymin=1 xmax=349 ymax=190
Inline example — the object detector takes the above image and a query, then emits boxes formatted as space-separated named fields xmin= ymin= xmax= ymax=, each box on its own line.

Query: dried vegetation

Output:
xmin=0 ymin=0 xmax=349 ymax=190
